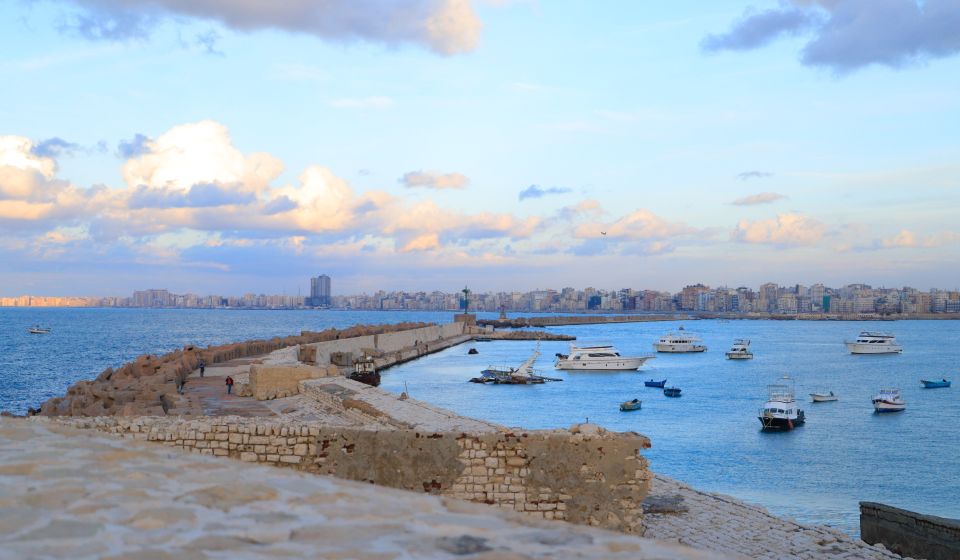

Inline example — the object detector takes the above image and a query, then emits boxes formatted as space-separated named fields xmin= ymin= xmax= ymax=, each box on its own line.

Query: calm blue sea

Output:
xmin=2 ymin=308 xmax=958 ymax=535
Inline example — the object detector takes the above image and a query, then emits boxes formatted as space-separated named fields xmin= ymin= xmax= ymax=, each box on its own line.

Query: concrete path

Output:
xmin=0 ymin=418 xmax=728 ymax=560
xmin=642 ymin=475 xmax=908 ymax=560
xmin=183 ymin=376 xmax=276 ymax=417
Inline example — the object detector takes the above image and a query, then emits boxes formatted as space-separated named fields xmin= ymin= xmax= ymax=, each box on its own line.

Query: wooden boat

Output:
xmin=663 ymin=387 xmax=682 ymax=397
xmin=349 ymin=355 xmax=381 ymax=387
xmin=619 ymin=399 xmax=642 ymax=411
xmin=920 ymin=379 xmax=951 ymax=389
xmin=644 ymin=379 xmax=667 ymax=388
xmin=810 ymin=391 xmax=838 ymax=402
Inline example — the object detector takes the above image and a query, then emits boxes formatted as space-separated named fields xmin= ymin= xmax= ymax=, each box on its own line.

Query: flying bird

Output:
xmin=601 ymin=231 xmax=607 ymax=236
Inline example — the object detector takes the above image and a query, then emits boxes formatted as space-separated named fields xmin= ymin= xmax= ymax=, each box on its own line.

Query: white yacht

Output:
xmin=757 ymin=376 xmax=805 ymax=430
xmin=845 ymin=332 xmax=902 ymax=354
xmin=725 ymin=339 xmax=753 ymax=360
xmin=654 ymin=327 xmax=706 ymax=353
xmin=872 ymin=387 xmax=906 ymax=413
xmin=554 ymin=343 xmax=653 ymax=371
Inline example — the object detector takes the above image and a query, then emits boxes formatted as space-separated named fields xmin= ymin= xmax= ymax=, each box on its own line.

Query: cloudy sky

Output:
xmin=2 ymin=0 xmax=959 ymax=296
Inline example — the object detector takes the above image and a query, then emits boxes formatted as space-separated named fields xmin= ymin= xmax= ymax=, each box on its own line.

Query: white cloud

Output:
xmin=732 ymin=192 xmax=787 ymax=206
xmin=732 ymin=213 xmax=826 ymax=246
xmin=575 ymin=209 xmax=695 ymax=240
xmin=399 ymin=170 xmax=470 ymax=190
xmin=62 ymin=0 xmax=483 ymax=55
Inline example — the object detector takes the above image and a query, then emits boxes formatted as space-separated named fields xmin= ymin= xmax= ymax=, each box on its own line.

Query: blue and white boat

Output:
xmin=644 ymin=379 xmax=666 ymax=388
xmin=920 ymin=379 xmax=951 ymax=389
xmin=872 ymin=387 xmax=906 ymax=412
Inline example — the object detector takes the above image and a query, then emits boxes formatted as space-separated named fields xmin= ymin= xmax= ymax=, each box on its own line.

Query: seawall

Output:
xmin=861 ymin=501 xmax=960 ymax=560
xmin=56 ymin=415 xmax=652 ymax=534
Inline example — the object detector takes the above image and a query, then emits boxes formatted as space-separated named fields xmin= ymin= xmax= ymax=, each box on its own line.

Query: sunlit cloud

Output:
xmin=399 ymin=170 xmax=469 ymax=190
xmin=732 ymin=192 xmax=787 ymax=206
xmin=732 ymin=213 xmax=826 ymax=246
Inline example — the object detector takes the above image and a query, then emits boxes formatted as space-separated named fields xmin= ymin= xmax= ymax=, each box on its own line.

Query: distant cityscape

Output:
xmin=2 ymin=275 xmax=960 ymax=316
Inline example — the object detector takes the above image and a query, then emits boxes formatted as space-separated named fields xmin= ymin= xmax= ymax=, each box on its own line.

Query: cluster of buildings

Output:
xmin=3 ymin=278 xmax=960 ymax=316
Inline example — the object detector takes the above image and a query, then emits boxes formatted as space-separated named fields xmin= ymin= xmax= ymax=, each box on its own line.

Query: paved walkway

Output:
xmin=642 ymin=475 xmax=908 ymax=560
xmin=0 ymin=418 xmax=727 ymax=560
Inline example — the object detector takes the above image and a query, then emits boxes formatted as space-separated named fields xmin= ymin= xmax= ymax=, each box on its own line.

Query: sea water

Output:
xmin=2 ymin=308 xmax=958 ymax=534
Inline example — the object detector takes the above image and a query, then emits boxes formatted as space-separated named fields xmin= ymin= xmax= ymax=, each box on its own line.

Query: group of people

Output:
xmin=172 ymin=359 xmax=236 ymax=395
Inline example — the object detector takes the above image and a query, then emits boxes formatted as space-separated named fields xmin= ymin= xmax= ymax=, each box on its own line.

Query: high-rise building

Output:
xmin=309 ymin=274 xmax=332 ymax=307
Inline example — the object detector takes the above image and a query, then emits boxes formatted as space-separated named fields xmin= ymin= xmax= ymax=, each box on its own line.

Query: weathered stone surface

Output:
xmin=0 ymin=418 xmax=728 ymax=559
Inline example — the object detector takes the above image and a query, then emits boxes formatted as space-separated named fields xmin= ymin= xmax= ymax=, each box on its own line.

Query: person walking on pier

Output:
xmin=199 ymin=360 xmax=205 ymax=377
xmin=225 ymin=375 xmax=234 ymax=395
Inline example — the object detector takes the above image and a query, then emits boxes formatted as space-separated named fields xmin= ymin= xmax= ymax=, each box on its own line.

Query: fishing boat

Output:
xmin=27 ymin=325 xmax=51 ymax=334
xmin=810 ymin=391 xmax=838 ymax=402
xmin=470 ymin=344 xmax=561 ymax=385
xmin=844 ymin=332 xmax=902 ymax=354
xmin=349 ymin=355 xmax=381 ymax=387
xmin=872 ymin=387 xmax=906 ymax=412
xmin=644 ymin=379 xmax=667 ymax=388
xmin=920 ymin=379 xmax=951 ymax=389
xmin=554 ymin=343 xmax=654 ymax=371
xmin=619 ymin=399 xmax=642 ymax=411
xmin=725 ymin=339 xmax=753 ymax=360
xmin=758 ymin=376 xmax=805 ymax=430
xmin=653 ymin=326 xmax=706 ymax=353
xmin=663 ymin=387 xmax=682 ymax=397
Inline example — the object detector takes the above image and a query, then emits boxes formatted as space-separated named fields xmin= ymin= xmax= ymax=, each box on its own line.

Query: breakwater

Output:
xmin=479 ymin=314 xmax=684 ymax=328
xmin=861 ymin=502 xmax=960 ymax=560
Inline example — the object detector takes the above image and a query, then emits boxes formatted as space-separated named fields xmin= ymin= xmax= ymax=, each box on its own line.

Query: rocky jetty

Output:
xmin=37 ymin=322 xmax=433 ymax=418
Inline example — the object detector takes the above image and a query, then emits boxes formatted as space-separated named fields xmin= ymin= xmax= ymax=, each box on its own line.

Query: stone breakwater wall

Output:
xmin=298 ymin=322 xmax=467 ymax=367
xmin=56 ymin=416 xmax=653 ymax=534
xmin=35 ymin=322 xmax=434 ymax=417
xmin=861 ymin=502 xmax=960 ymax=560
xmin=479 ymin=315 xmax=683 ymax=328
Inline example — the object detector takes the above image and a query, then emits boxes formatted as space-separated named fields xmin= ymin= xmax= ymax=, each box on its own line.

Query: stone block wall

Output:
xmin=860 ymin=501 xmax=960 ymax=560
xmin=247 ymin=364 xmax=338 ymax=400
xmin=58 ymin=416 xmax=651 ymax=534
xmin=302 ymin=323 xmax=467 ymax=367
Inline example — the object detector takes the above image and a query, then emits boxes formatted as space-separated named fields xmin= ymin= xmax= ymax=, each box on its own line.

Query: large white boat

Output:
xmin=872 ymin=387 xmax=906 ymax=413
xmin=757 ymin=376 xmax=805 ymax=430
xmin=654 ymin=327 xmax=706 ymax=353
xmin=845 ymin=332 xmax=902 ymax=354
xmin=554 ymin=343 xmax=653 ymax=371
xmin=725 ymin=339 xmax=753 ymax=360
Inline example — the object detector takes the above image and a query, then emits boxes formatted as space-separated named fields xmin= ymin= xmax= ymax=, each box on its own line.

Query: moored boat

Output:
xmin=619 ymin=399 xmax=642 ymax=411
xmin=872 ymin=387 xmax=905 ymax=412
xmin=920 ymin=379 xmax=951 ymax=389
xmin=654 ymin=327 xmax=706 ymax=353
xmin=554 ymin=343 xmax=653 ymax=371
xmin=663 ymin=386 xmax=682 ymax=397
xmin=471 ymin=344 xmax=561 ymax=385
xmin=725 ymin=339 xmax=753 ymax=360
xmin=758 ymin=376 xmax=805 ymax=430
xmin=27 ymin=325 xmax=51 ymax=334
xmin=845 ymin=332 xmax=902 ymax=354
xmin=349 ymin=355 xmax=381 ymax=387
xmin=644 ymin=379 xmax=667 ymax=388
xmin=810 ymin=391 xmax=838 ymax=402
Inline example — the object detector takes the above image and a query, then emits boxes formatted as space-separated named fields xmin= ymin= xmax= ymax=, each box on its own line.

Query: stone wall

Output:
xmin=58 ymin=416 xmax=652 ymax=534
xmin=861 ymin=501 xmax=960 ymax=560
xmin=301 ymin=322 xmax=466 ymax=366
xmin=247 ymin=364 xmax=338 ymax=400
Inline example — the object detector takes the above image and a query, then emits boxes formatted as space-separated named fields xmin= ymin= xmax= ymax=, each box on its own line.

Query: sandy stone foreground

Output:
xmin=0 ymin=418 xmax=727 ymax=560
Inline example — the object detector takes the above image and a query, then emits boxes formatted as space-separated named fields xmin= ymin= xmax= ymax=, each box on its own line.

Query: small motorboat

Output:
xmin=872 ymin=387 xmax=905 ymax=412
xmin=663 ymin=387 xmax=682 ymax=398
xmin=467 ymin=348 xmax=479 ymax=355
xmin=725 ymin=339 xmax=753 ymax=360
xmin=644 ymin=379 xmax=667 ymax=388
xmin=920 ymin=379 xmax=951 ymax=389
xmin=619 ymin=399 xmax=642 ymax=411
xmin=27 ymin=325 xmax=51 ymax=334
xmin=810 ymin=391 xmax=838 ymax=402
xmin=349 ymin=355 xmax=381 ymax=387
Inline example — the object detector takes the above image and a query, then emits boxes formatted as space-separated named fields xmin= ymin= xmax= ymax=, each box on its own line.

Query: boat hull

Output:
xmin=619 ymin=401 xmax=642 ymax=411
xmin=758 ymin=413 xmax=805 ymax=430
xmin=725 ymin=352 xmax=753 ymax=360
xmin=663 ymin=388 xmax=682 ymax=397
xmin=810 ymin=394 xmax=838 ymax=402
xmin=644 ymin=380 xmax=666 ymax=388
xmin=920 ymin=380 xmax=951 ymax=389
xmin=845 ymin=343 xmax=902 ymax=354
xmin=872 ymin=400 xmax=905 ymax=412
xmin=655 ymin=344 xmax=706 ymax=353
xmin=555 ymin=356 xmax=651 ymax=370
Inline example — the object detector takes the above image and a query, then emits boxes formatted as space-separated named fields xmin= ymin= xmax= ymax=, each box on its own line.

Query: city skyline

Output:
xmin=3 ymin=2 xmax=960 ymax=294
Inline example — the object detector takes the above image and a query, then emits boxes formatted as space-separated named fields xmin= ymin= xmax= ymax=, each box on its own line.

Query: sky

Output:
xmin=2 ymin=0 xmax=959 ymax=296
